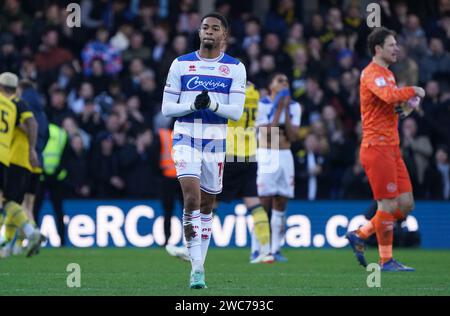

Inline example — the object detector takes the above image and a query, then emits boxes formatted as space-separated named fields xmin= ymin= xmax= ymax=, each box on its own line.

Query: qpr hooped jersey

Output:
xmin=164 ymin=51 xmax=247 ymax=152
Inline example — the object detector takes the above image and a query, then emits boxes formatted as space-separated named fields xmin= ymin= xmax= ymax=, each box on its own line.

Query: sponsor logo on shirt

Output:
xmin=186 ymin=76 xmax=229 ymax=91
xmin=189 ymin=64 xmax=196 ymax=72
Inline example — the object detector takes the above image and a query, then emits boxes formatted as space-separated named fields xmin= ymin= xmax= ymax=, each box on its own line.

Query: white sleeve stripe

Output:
xmin=230 ymin=90 xmax=246 ymax=94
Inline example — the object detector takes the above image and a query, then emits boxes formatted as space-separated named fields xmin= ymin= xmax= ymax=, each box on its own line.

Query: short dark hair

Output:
xmin=246 ymin=15 xmax=261 ymax=26
xmin=436 ymin=144 xmax=449 ymax=156
xmin=367 ymin=27 xmax=396 ymax=56
xmin=268 ymin=72 xmax=287 ymax=88
xmin=51 ymin=87 xmax=66 ymax=95
xmin=43 ymin=26 xmax=59 ymax=36
xmin=201 ymin=12 xmax=229 ymax=31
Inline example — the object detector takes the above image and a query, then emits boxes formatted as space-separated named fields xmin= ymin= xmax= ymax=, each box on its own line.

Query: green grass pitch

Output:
xmin=1 ymin=248 xmax=449 ymax=295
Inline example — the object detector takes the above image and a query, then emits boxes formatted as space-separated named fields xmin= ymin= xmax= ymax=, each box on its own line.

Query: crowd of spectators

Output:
xmin=0 ymin=0 xmax=449 ymax=200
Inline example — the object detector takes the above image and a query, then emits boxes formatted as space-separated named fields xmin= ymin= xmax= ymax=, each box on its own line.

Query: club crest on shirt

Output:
xmin=189 ymin=64 xmax=196 ymax=72
xmin=219 ymin=65 xmax=230 ymax=76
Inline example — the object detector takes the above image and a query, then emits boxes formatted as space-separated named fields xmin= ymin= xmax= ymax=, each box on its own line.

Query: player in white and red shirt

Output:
xmin=255 ymin=73 xmax=301 ymax=262
xmin=162 ymin=12 xmax=246 ymax=289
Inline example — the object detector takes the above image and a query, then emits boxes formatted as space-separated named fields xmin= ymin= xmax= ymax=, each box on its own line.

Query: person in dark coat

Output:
xmin=424 ymin=145 xmax=450 ymax=200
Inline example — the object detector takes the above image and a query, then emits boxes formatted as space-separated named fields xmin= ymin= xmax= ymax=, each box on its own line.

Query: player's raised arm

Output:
xmin=283 ymin=97 xmax=302 ymax=142
xmin=267 ymin=92 xmax=288 ymax=127
xmin=161 ymin=59 xmax=195 ymax=117
xmin=362 ymin=72 xmax=416 ymax=105
xmin=255 ymin=74 xmax=292 ymax=128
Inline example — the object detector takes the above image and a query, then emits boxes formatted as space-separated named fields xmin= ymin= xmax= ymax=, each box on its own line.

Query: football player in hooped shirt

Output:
xmin=161 ymin=12 xmax=246 ymax=289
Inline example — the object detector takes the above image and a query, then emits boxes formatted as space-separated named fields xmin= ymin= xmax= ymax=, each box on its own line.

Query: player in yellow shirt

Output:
xmin=0 ymin=72 xmax=45 ymax=258
xmin=0 ymin=76 xmax=22 ymax=234
xmin=219 ymin=81 xmax=273 ymax=263
xmin=9 ymin=79 xmax=49 ymax=255
xmin=3 ymin=96 xmax=42 ymax=256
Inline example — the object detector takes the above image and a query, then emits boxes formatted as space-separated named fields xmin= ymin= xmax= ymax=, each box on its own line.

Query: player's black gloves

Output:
xmin=193 ymin=90 xmax=211 ymax=110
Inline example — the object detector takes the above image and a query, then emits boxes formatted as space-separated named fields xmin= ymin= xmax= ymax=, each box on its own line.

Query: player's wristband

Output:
xmin=211 ymin=101 xmax=219 ymax=112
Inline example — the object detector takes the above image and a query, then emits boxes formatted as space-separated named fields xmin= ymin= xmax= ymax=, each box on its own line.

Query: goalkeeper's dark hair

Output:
xmin=201 ymin=12 xmax=229 ymax=31
xmin=367 ymin=27 xmax=396 ymax=56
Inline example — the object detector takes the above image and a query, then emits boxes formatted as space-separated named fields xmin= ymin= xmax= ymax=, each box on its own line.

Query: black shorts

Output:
xmin=26 ymin=172 xmax=40 ymax=195
xmin=0 ymin=162 xmax=5 ymax=192
xmin=3 ymin=164 xmax=31 ymax=204
xmin=218 ymin=159 xmax=258 ymax=202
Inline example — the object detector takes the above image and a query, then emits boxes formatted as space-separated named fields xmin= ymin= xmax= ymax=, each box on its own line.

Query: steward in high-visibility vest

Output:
xmin=42 ymin=123 xmax=68 ymax=181
xmin=159 ymin=128 xmax=176 ymax=178
xmin=158 ymin=127 xmax=182 ymax=246
xmin=36 ymin=123 xmax=68 ymax=245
